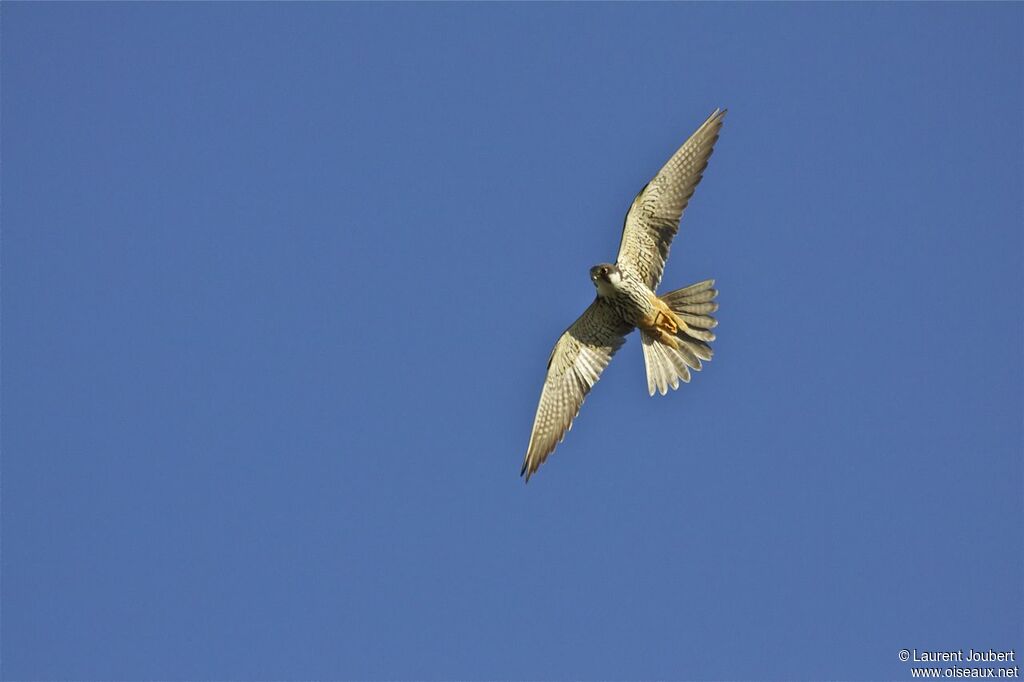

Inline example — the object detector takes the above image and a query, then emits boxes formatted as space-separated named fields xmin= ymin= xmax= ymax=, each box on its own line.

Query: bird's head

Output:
xmin=590 ymin=263 xmax=622 ymax=296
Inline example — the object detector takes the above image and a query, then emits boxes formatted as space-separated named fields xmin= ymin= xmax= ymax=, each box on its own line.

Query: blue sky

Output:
xmin=3 ymin=3 xmax=1021 ymax=680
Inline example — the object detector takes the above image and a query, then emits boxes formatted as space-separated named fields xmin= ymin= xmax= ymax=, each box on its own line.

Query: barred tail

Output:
xmin=641 ymin=279 xmax=718 ymax=396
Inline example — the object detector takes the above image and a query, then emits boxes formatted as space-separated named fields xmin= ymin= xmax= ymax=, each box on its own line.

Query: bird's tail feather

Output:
xmin=641 ymin=279 xmax=718 ymax=396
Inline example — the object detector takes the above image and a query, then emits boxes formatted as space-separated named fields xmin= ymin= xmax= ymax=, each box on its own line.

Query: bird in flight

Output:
xmin=521 ymin=108 xmax=726 ymax=482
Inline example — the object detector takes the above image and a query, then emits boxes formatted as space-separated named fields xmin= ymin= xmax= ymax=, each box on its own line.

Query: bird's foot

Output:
xmin=647 ymin=324 xmax=681 ymax=350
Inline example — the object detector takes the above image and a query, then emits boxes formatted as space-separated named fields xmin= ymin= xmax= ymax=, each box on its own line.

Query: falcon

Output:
xmin=521 ymin=108 xmax=726 ymax=482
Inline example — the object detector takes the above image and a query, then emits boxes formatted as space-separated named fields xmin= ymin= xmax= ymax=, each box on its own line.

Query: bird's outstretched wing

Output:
xmin=617 ymin=108 xmax=726 ymax=290
xmin=522 ymin=300 xmax=631 ymax=482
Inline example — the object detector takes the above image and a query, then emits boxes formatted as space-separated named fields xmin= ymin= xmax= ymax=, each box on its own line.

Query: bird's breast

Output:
xmin=605 ymin=284 xmax=656 ymax=327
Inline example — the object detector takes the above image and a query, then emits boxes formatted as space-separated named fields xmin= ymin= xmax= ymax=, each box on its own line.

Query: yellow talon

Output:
xmin=653 ymin=310 xmax=676 ymax=333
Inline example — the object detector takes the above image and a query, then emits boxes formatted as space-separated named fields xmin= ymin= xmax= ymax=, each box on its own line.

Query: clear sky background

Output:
xmin=3 ymin=3 xmax=1021 ymax=680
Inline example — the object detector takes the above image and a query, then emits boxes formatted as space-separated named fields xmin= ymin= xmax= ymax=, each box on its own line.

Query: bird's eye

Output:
xmin=601 ymin=267 xmax=608 ymax=275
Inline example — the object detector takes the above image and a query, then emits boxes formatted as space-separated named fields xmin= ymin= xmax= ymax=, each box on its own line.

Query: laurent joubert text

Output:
xmin=900 ymin=650 xmax=1017 ymax=664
